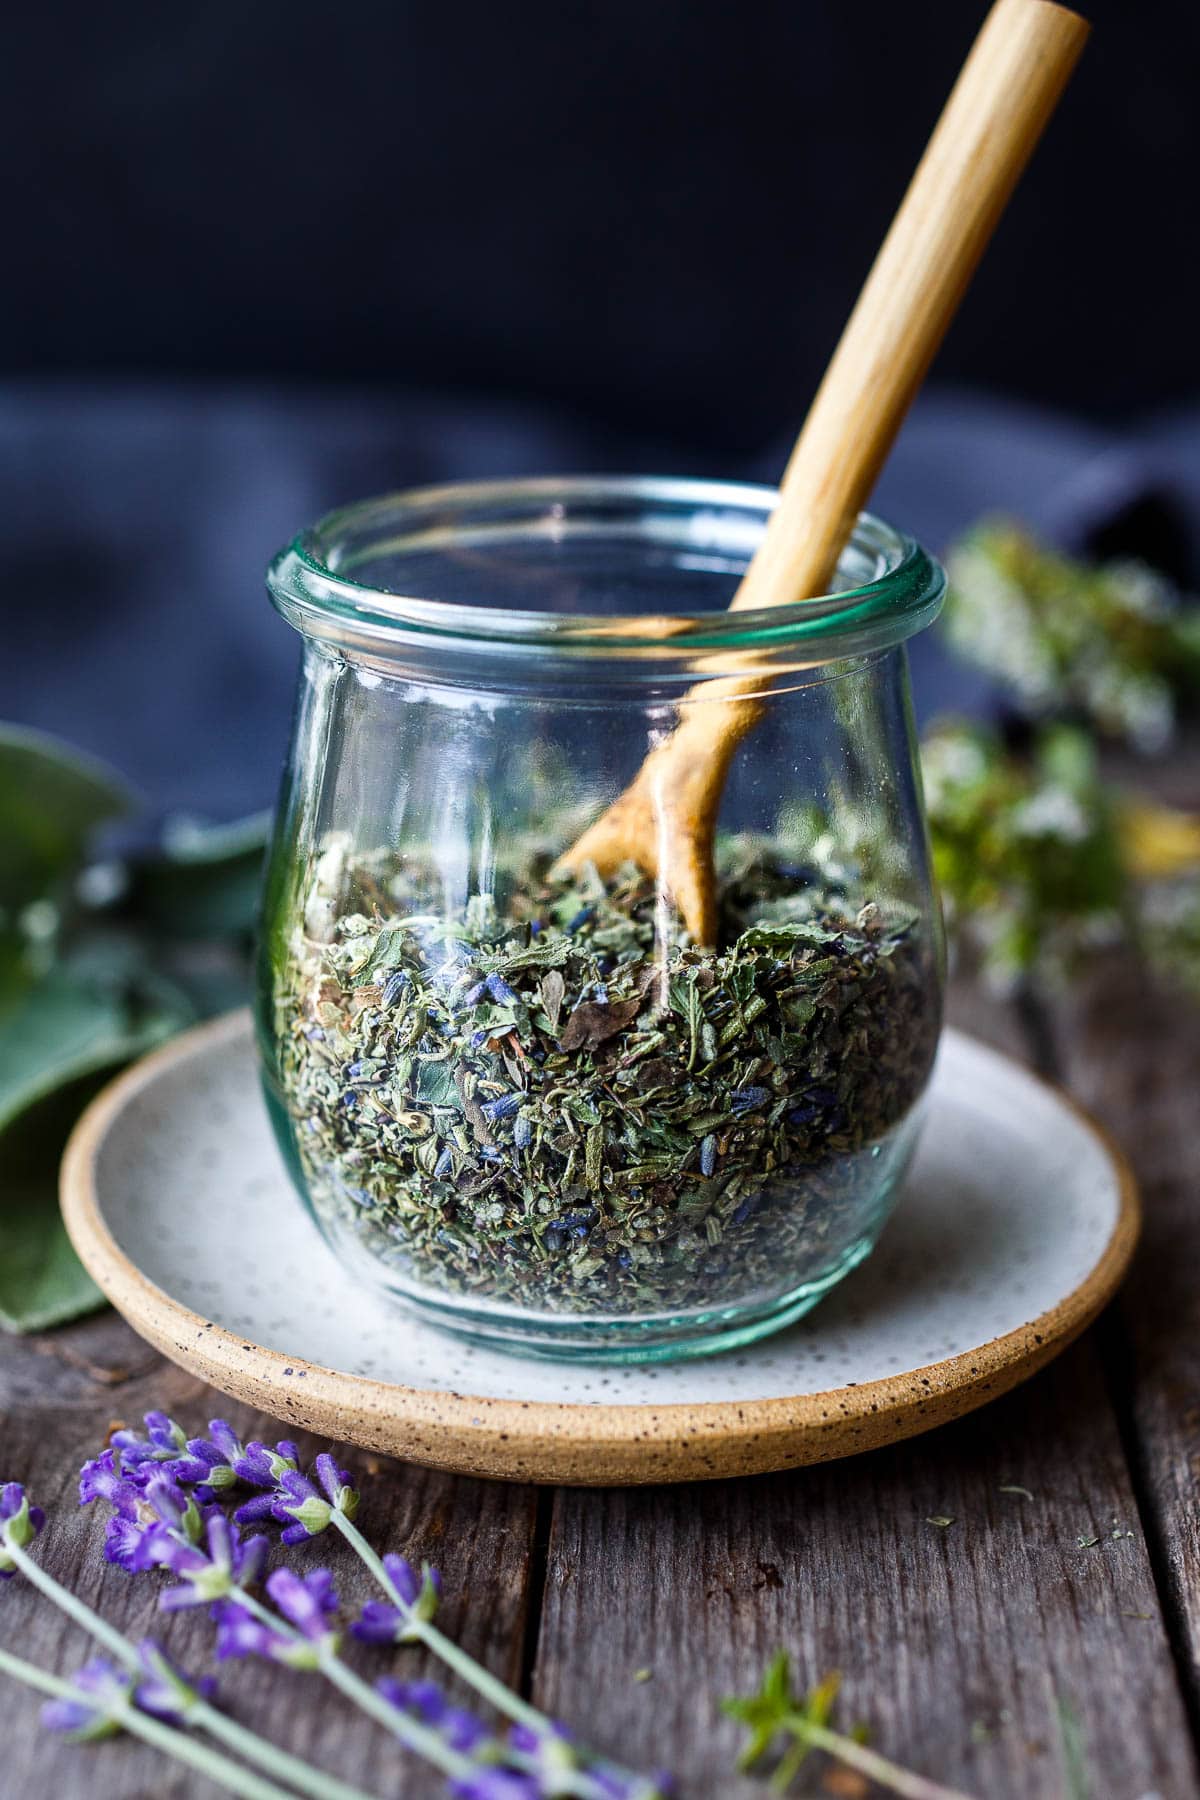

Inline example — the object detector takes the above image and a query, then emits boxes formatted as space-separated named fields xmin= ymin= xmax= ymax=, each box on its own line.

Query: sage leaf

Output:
xmin=123 ymin=811 xmax=270 ymax=940
xmin=0 ymin=1075 xmax=107 ymax=1333
xmin=0 ymin=725 xmax=132 ymax=1006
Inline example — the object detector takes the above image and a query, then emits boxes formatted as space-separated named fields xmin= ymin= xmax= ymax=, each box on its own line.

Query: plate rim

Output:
xmin=60 ymin=1009 xmax=1140 ymax=1486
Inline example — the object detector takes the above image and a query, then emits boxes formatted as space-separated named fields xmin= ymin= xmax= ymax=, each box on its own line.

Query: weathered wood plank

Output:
xmin=1054 ymin=952 xmax=1200 ymax=1712
xmin=533 ymin=1340 xmax=1198 ymax=1798
xmin=0 ymin=1315 xmax=540 ymax=1799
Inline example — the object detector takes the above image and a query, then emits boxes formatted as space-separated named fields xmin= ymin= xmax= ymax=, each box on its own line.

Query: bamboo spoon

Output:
xmin=556 ymin=0 xmax=1090 ymax=946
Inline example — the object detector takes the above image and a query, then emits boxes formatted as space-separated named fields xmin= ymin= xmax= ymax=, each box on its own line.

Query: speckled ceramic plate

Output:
xmin=60 ymin=1011 xmax=1137 ymax=1486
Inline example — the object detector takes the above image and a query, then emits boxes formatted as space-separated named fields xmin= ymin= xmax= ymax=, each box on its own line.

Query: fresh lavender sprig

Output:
xmin=244 ymin=1451 xmax=359 ymax=1546
xmin=125 ymin=1487 xmax=531 ymax=1795
xmin=2 ymin=1482 xmax=374 ymax=1800
xmin=0 ymin=1644 xmax=300 ymax=1800
xmin=109 ymin=1410 xmax=189 ymax=1475
xmin=81 ymin=1413 xmax=300 ymax=1505
xmin=0 ymin=1481 xmax=45 ymax=1575
xmin=315 ymin=1482 xmax=665 ymax=1799
xmin=83 ymin=1420 xmax=671 ymax=1799
xmin=209 ymin=1567 xmax=516 ymax=1790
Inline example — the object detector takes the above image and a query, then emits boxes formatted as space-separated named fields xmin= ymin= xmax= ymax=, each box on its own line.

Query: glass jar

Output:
xmin=257 ymin=477 xmax=946 ymax=1362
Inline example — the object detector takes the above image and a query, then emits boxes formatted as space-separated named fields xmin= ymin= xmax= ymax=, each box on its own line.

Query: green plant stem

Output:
xmin=0 ymin=1645 xmax=300 ymax=1800
xmin=790 ymin=1719 xmax=976 ymax=1800
xmin=329 ymin=1509 xmax=661 ymax=1800
xmin=3 ymin=1535 xmax=373 ymax=1800
xmin=219 ymin=1580 xmax=492 ymax=1788
xmin=332 ymin=1510 xmax=544 ymax=1732
xmin=316 ymin=1651 xmax=481 ymax=1786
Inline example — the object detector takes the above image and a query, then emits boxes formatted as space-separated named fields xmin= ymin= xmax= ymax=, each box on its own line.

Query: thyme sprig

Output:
xmin=723 ymin=1651 xmax=975 ymax=1800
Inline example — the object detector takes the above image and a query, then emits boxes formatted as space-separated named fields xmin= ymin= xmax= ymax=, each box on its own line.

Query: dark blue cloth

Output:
xmin=3 ymin=381 xmax=1196 ymax=824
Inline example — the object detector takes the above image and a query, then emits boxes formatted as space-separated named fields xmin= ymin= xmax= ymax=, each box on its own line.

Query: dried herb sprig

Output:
xmin=723 ymin=1651 xmax=975 ymax=1800
xmin=920 ymin=718 xmax=1200 ymax=996
xmin=943 ymin=519 xmax=1200 ymax=753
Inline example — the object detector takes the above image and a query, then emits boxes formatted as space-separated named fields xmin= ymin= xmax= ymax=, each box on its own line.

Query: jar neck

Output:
xmin=267 ymin=477 xmax=945 ymax=689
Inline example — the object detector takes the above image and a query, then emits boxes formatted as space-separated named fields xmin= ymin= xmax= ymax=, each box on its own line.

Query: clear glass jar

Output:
xmin=257 ymin=477 xmax=946 ymax=1362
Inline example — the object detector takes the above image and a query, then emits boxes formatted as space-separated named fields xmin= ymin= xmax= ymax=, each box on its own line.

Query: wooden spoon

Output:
xmin=556 ymin=0 xmax=1089 ymax=945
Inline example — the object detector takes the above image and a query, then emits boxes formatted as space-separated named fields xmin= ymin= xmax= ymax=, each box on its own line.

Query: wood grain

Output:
xmin=532 ymin=1293 xmax=1197 ymax=1800
xmin=1055 ymin=951 xmax=1200 ymax=1713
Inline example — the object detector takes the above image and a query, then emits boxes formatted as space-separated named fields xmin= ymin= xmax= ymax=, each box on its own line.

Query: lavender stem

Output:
xmin=0 ymin=1644 xmax=301 ymax=1800
xmin=330 ymin=1508 xmax=663 ymax=1800
xmin=2 ymin=1535 xmax=375 ymax=1800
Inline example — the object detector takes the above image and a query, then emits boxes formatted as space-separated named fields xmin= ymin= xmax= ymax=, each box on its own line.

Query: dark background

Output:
xmin=8 ymin=0 xmax=1197 ymax=440
xmin=4 ymin=0 xmax=1199 ymax=817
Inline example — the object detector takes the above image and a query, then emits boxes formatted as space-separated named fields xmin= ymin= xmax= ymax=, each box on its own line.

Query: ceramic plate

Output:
xmin=61 ymin=1012 xmax=1137 ymax=1486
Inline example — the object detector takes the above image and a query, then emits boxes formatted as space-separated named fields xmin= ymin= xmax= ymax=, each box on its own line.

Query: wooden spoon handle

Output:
xmin=558 ymin=0 xmax=1089 ymax=945
xmin=733 ymin=0 xmax=1089 ymax=615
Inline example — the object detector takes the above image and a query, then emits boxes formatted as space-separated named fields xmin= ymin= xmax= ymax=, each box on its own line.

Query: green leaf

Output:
xmin=414 ymin=1059 xmax=461 ymax=1110
xmin=0 ymin=944 xmax=196 ymax=1333
xmin=123 ymin=811 xmax=271 ymax=940
xmin=739 ymin=921 xmax=842 ymax=952
xmin=0 ymin=725 xmax=133 ymax=1006
xmin=0 ymin=1074 xmax=108 ymax=1332
xmin=0 ymin=724 xmax=133 ymax=911
xmin=0 ymin=946 xmax=192 ymax=1136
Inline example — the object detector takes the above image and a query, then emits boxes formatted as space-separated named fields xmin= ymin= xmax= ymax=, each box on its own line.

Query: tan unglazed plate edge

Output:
xmin=60 ymin=1011 xmax=1140 ymax=1487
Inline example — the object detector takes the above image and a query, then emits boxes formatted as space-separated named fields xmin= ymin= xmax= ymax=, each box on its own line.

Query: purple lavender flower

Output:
xmin=79 ymin=1461 xmax=208 ymax=1576
xmin=166 ymin=1419 xmax=247 ymax=1493
xmin=109 ymin=1411 xmax=189 ymax=1477
xmin=729 ymin=1085 xmax=771 ymax=1117
xmin=0 ymin=1482 xmax=45 ymax=1576
xmin=450 ymin=1771 xmax=541 ymax=1800
xmin=232 ymin=1438 xmax=304 ymax=1528
xmin=234 ymin=1438 xmax=301 ymax=1491
xmin=79 ymin=1447 xmax=128 ymax=1509
xmin=78 ymin=1454 xmax=182 ymax=1573
xmin=269 ymin=1566 xmax=339 ymax=1635
xmin=268 ymin=1453 xmax=359 ymax=1544
xmin=212 ymin=1599 xmax=276 ymax=1663
xmin=149 ymin=1501 xmax=269 ymax=1610
xmin=40 ymin=1658 xmax=130 ymax=1740
xmin=483 ymin=1093 xmax=521 ymax=1122
xmin=352 ymin=1553 xmax=441 ymax=1645
xmin=214 ymin=1567 xmax=341 ymax=1670
xmin=132 ymin=1639 xmax=215 ymax=1723
xmin=376 ymin=1678 xmax=490 ymax=1754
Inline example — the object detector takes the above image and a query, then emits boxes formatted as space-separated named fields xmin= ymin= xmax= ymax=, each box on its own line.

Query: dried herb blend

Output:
xmin=271 ymin=847 xmax=938 ymax=1317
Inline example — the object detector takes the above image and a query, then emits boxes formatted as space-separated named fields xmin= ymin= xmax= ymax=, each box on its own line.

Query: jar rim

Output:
xmin=266 ymin=475 xmax=945 ymax=664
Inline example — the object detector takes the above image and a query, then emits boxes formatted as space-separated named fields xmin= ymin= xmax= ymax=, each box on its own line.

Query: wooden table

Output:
xmin=3 ymin=949 xmax=1198 ymax=1800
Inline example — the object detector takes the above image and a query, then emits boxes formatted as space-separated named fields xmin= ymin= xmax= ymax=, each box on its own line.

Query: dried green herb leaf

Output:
xmin=272 ymin=843 xmax=937 ymax=1319
xmin=558 ymin=994 xmax=642 ymax=1051
xmin=540 ymin=968 xmax=566 ymax=1031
